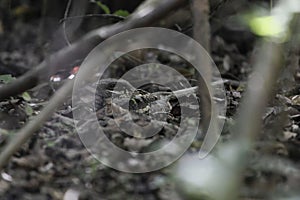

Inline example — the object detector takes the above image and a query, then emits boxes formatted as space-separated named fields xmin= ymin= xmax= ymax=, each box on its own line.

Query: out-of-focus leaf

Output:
xmin=96 ymin=1 xmax=111 ymax=14
xmin=249 ymin=15 xmax=284 ymax=37
xmin=113 ymin=10 xmax=130 ymax=17
xmin=21 ymin=92 xmax=31 ymax=101
xmin=12 ymin=5 xmax=32 ymax=17
xmin=0 ymin=74 xmax=15 ymax=84
xmin=246 ymin=0 xmax=300 ymax=41
xmin=24 ymin=105 xmax=34 ymax=116
xmin=0 ymin=128 xmax=9 ymax=135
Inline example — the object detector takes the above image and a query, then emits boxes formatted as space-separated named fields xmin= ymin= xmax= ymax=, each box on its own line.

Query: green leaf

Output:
xmin=113 ymin=10 xmax=130 ymax=17
xmin=249 ymin=15 xmax=284 ymax=37
xmin=24 ymin=104 xmax=34 ymax=116
xmin=96 ymin=1 xmax=111 ymax=14
xmin=21 ymin=92 xmax=31 ymax=101
xmin=46 ymin=141 xmax=55 ymax=147
xmin=0 ymin=74 xmax=15 ymax=84
xmin=0 ymin=128 xmax=9 ymax=135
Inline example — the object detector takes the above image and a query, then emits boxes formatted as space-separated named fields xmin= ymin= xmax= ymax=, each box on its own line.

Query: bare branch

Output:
xmin=191 ymin=0 xmax=212 ymax=136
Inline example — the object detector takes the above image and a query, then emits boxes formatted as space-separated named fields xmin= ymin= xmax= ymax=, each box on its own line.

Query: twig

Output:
xmin=59 ymin=14 xmax=125 ymax=23
xmin=191 ymin=0 xmax=212 ymax=136
xmin=221 ymin=78 xmax=244 ymax=88
xmin=63 ymin=0 xmax=73 ymax=46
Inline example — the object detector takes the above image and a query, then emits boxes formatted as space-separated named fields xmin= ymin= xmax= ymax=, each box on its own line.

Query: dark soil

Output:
xmin=1 ymin=1 xmax=300 ymax=200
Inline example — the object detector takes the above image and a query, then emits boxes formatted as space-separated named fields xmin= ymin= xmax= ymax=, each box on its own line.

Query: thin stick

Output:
xmin=63 ymin=0 xmax=73 ymax=46
xmin=191 ymin=0 xmax=212 ymax=136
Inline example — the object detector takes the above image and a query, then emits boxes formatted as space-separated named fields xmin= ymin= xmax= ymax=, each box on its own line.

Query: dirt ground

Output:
xmin=1 ymin=1 xmax=300 ymax=200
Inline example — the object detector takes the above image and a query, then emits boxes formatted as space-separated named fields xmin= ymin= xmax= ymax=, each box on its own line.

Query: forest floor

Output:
xmin=1 ymin=7 xmax=300 ymax=200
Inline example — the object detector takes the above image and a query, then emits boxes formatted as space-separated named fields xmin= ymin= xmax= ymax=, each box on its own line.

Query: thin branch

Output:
xmin=63 ymin=0 xmax=73 ymax=46
xmin=191 ymin=0 xmax=212 ymax=136
xmin=59 ymin=14 xmax=125 ymax=23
